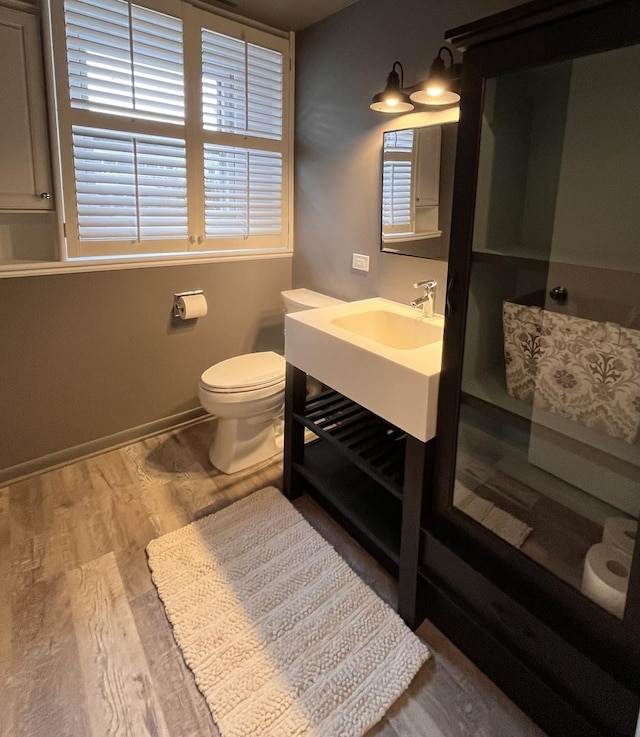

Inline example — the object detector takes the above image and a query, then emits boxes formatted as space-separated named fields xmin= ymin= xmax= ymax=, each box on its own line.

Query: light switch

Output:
xmin=352 ymin=253 xmax=370 ymax=272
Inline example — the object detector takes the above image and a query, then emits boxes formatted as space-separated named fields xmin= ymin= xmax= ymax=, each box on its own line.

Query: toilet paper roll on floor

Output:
xmin=602 ymin=517 xmax=637 ymax=557
xmin=581 ymin=542 xmax=631 ymax=619
xmin=176 ymin=293 xmax=208 ymax=319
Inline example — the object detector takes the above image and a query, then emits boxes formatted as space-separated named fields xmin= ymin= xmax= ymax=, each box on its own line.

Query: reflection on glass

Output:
xmin=453 ymin=42 xmax=640 ymax=619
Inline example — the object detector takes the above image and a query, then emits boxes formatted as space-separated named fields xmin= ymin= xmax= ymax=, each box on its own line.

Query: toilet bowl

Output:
xmin=198 ymin=352 xmax=286 ymax=474
xmin=199 ymin=289 xmax=344 ymax=474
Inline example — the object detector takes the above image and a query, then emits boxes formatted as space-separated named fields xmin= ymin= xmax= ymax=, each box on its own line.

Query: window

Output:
xmin=50 ymin=0 xmax=291 ymax=260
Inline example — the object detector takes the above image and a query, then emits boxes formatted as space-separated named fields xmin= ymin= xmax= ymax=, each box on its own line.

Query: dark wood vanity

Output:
xmin=283 ymin=363 xmax=432 ymax=628
xmin=284 ymin=1 xmax=640 ymax=735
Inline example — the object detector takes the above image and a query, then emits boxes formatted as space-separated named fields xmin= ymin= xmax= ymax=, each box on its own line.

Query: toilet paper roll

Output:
xmin=581 ymin=543 xmax=631 ymax=619
xmin=177 ymin=293 xmax=208 ymax=320
xmin=602 ymin=517 xmax=637 ymax=557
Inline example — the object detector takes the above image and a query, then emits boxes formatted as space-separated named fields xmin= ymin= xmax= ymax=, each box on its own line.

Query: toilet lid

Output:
xmin=200 ymin=352 xmax=285 ymax=391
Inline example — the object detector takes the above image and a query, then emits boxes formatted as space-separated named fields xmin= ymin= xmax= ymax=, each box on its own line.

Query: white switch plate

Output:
xmin=352 ymin=253 xmax=370 ymax=272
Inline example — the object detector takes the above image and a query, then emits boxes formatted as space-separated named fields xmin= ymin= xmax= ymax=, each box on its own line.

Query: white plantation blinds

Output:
xmin=72 ymin=127 xmax=188 ymax=241
xmin=54 ymin=0 xmax=290 ymax=259
xmin=202 ymin=30 xmax=283 ymax=140
xmin=65 ymin=0 xmax=184 ymax=124
xmin=204 ymin=145 xmax=282 ymax=237
xmin=201 ymin=25 xmax=285 ymax=246
xmin=382 ymin=129 xmax=414 ymax=234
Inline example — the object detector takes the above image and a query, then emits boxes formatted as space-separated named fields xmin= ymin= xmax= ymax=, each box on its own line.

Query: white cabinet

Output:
xmin=0 ymin=5 xmax=53 ymax=210
xmin=414 ymin=125 xmax=442 ymax=237
xmin=414 ymin=125 xmax=441 ymax=207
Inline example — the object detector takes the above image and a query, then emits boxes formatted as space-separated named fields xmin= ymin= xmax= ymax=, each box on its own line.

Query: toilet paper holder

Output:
xmin=173 ymin=290 xmax=204 ymax=317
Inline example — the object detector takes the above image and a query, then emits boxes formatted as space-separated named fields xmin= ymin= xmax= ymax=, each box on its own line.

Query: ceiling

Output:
xmin=199 ymin=0 xmax=360 ymax=31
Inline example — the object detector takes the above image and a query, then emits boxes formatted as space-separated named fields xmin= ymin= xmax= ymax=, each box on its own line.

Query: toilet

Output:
xmin=198 ymin=288 xmax=344 ymax=474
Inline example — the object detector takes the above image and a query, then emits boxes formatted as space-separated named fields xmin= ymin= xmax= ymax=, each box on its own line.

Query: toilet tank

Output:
xmin=281 ymin=288 xmax=344 ymax=313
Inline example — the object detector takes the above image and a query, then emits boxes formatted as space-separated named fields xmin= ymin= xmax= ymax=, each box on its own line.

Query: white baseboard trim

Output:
xmin=0 ymin=408 xmax=210 ymax=488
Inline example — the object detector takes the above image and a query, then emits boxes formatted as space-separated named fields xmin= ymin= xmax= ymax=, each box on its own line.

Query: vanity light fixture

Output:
xmin=370 ymin=48 xmax=461 ymax=114
xmin=369 ymin=61 xmax=415 ymax=113
xmin=409 ymin=47 xmax=461 ymax=106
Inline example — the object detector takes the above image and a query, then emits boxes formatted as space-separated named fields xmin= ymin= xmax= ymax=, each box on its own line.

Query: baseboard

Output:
xmin=0 ymin=408 xmax=210 ymax=488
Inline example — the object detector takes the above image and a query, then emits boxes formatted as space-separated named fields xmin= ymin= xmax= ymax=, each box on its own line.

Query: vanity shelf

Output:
xmin=284 ymin=364 xmax=432 ymax=627
xmin=295 ymin=388 xmax=406 ymax=500
xmin=294 ymin=439 xmax=402 ymax=573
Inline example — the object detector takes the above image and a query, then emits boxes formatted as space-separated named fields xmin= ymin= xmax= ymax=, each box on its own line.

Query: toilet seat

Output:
xmin=200 ymin=352 xmax=285 ymax=393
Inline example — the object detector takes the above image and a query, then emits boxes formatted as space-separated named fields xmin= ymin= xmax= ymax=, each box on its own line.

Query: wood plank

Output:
xmin=6 ymin=571 xmax=91 ymax=737
xmin=366 ymin=718 xmax=401 ymax=736
xmin=39 ymin=461 xmax=113 ymax=573
xmin=8 ymin=474 xmax=51 ymax=547
xmin=139 ymin=480 xmax=193 ymax=538
xmin=90 ymin=463 xmax=158 ymax=555
xmin=415 ymin=619 xmax=548 ymax=737
xmin=129 ymin=588 xmax=220 ymax=737
xmin=384 ymin=682 xmax=448 ymax=737
xmin=67 ymin=552 xmax=170 ymax=737
xmin=191 ymin=457 xmax=283 ymax=519
xmin=9 ymin=472 xmax=70 ymax=588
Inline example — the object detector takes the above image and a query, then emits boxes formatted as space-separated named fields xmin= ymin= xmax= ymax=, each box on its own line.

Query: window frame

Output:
xmin=48 ymin=0 xmax=292 ymax=262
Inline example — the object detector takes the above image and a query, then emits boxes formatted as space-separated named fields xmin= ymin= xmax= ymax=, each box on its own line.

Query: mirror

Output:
xmin=380 ymin=122 xmax=457 ymax=259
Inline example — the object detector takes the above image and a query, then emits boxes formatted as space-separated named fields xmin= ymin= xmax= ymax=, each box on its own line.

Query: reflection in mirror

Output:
xmin=380 ymin=122 xmax=457 ymax=259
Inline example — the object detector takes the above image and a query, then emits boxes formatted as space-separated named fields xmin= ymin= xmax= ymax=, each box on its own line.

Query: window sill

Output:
xmin=382 ymin=230 xmax=443 ymax=244
xmin=0 ymin=248 xmax=293 ymax=279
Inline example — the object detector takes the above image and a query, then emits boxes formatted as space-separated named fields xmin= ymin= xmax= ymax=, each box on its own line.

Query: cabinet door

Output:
xmin=0 ymin=7 xmax=52 ymax=210
xmin=435 ymin=0 xmax=640 ymax=695
xmin=414 ymin=125 xmax=441 ymax=206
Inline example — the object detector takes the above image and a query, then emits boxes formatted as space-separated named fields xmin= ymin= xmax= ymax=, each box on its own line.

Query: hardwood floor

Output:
xmin=0 ymin=419 xmax=547 ymax=737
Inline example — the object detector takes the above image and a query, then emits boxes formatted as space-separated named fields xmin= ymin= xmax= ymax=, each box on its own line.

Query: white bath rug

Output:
xmin=454 ymin=482 xmax=533 ymax=548
xmin=147 ymin=486 xmax=430 ymax=737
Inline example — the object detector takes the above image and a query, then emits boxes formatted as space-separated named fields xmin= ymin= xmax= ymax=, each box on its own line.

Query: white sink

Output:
xmin=285 ymin=297 xmax=444 ymax=442
xmin=330 ymin=309 xmax=443 ymax=350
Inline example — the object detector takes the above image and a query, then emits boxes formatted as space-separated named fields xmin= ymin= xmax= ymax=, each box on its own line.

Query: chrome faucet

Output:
xmin=411 ymin=279 xmax=437 ymax=317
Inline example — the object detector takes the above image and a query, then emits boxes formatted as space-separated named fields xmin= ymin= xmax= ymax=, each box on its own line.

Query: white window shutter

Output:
xmin=65 ymin=0 xmax=184 ymax=124
xmin=382 ymin=129 xmax=414 ymax=233
xmin=201 ymin=28 xmax=283 ymax=140
xmin=204 ymin=144 xmax=282 ymax=237
xmin=72 ymin=127 xmax=188 ymax=241
xmin=382 ymin=160 xmax=412 ymax=227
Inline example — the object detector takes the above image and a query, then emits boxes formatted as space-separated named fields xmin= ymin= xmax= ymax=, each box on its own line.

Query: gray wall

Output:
xmin=293 ymin=0 xmax=527 ymax=312
xmin=0 ymin=258 xmax=291 ymax=476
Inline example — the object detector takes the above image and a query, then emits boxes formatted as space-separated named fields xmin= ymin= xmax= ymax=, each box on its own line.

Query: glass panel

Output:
xmin=454 ymin=43 xmax=640 ymax=619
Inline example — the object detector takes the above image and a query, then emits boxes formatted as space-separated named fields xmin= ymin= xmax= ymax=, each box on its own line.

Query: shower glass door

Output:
xmin=453 ymin=41 xmax=640 ymax=619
